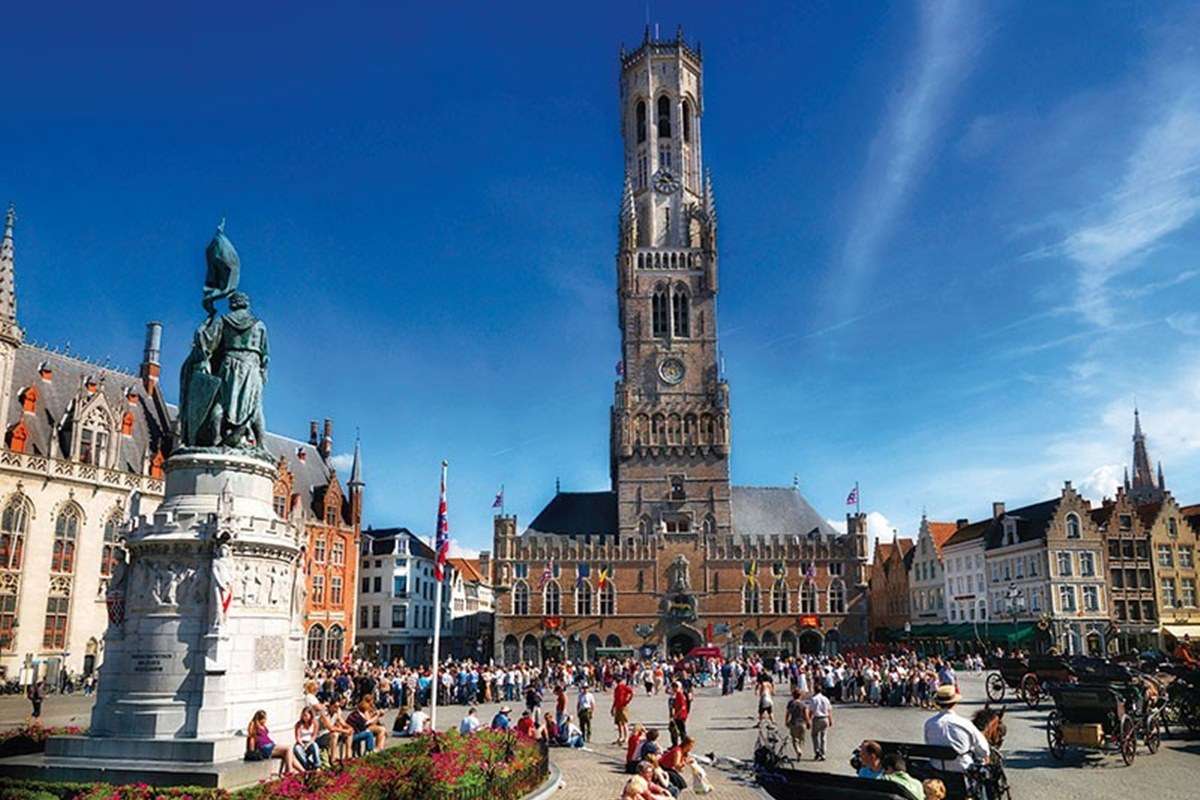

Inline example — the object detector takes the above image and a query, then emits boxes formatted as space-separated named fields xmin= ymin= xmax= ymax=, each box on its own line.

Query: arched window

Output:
xmin=682 ymin=99 xmax=692 ymax=142
xmin=743 ymin=584 xmax=761 ymax=614
xmin=100 ymin=514 xmax=122 ymax=578
xmin=575 ymin=580 xmax=593 ymax=615
xmin=772 ymin=579 xmax=789 ymax=614
xmin=543 ymin=581 xmax=561 ymax=616
xmin=1066 ymin=513 xmax=1081 ymax=539
xmin=651 ymin=414 xmax=666 ymax=444
xmin=503 ymin=635 xmax=520 ymax=664
xmin=800 ymin=583 xmax=818 ymax=614
xmin=325 ymin=625 xmax=344 ymax=660
xmin=599 ymin=583 xmax=616 ymax=615
xmin=701 ymin=414 xmax=716 ymax=443
xmin=638 ymin=516 xmax=651 ymax=536
xmin=306 ymin=625 xmax=326 ymax=662
xmin=0 ymin=496 xmax=31 ymax=571
xmin=52 ymin=505 xmax=80 ymax=574
xmin=78 ymin=407 xmax=111 ymax=468
xmin=828 ymin=580 xmax=846 ymax=614
xmin=683 ymin=414 xmax=697 ymax=445
xmin=702 ymin=515 xmax=716 ymax=537
xmin=512 ymin=581 xmax=529 ymax=615
xmin=667 ymin=414 xmax=682 ymax=445
xmin=672 ymin=287 xmax=690 ymax=337
xmin=636 ymin=100 xmax=647 ymax=143
xmin=657 ymin=95 xmax=672 ymax=138
xmin=652 ymin=287 xmax=670 ymax=337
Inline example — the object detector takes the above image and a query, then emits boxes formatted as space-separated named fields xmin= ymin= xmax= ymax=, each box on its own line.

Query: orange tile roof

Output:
xmin=448 ymin=557 xmax=485 ymax=583
xmin=927 ymin=522 xmax=958 ymax=555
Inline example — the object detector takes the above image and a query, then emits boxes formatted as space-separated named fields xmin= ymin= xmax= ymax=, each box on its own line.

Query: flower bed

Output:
xmin=0 ymin=724 xmax=86 ymax=758
xmin=0 ymin=730 xmax=548 ymax=800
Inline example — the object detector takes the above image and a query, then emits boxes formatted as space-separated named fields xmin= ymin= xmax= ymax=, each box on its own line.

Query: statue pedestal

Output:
xmin=12 ymin=452 xmax=305 ymax=788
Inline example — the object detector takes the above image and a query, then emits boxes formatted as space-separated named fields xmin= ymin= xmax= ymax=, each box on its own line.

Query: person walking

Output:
xmin=669 ymin=681 xmax=689 ymax=746
xmin=27 ymin=680 xmax=45 ymax=720
xmin=612 ymin=677 xmax=634 ymax=745
xmin=785 ymin=687 xmax=810 ymax=759
xmin=577 ymin=684 xmax=596 ymax=742
xmin=807 ymin=685 xmax=832 ymax=761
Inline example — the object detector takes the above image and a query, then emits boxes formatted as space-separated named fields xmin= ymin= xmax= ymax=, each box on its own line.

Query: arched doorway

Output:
xmin=824 ymin=629 xmax=841 ymax=655
xmin=306 ymin=625 xmax=326 ymax=662
xmin=762 ymin=630 xmax=778 ymax=648
xmin=668 ymin=629 xmax=701 ymax=657
xmin=586 ymin=634 xmax=602 ymax=661
xmin=568 ymin=634 xmax=584 ymax=663
xmin=605 ymin=634 xmax=622 ymax=649
xmin=522 ymin=634 xmax=539 ymax=664
xmin=503 ymin=635 xmax=519 ymax=665
xmin=326 ymin=625 xmax=344 ymax=660
xmin=742 ymin=630 xmax=759 ymax=647
xmin=797 ymin=629 xmax=823 ymax=655
xmin=542 ymin=634 xmax=565 ymax=664
xmin=780 ymin=630 xmax=797 ymax=656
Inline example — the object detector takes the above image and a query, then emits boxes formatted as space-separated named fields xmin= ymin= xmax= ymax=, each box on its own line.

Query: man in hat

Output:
xmin=923 ymin=685 xmax=990 ymax=776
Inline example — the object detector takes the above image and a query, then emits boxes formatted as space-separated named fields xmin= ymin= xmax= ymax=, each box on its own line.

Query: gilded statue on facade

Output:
xmin=178 ymin=221 xmax=270 ymax=459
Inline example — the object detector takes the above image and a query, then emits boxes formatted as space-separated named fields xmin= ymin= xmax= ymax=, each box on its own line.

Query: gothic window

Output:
xmin=307 ymin=625 xmax=326 ymax=661
xmin=314 ymin=537 xmax=327 ymax=563
xmin=638 ymin=516 xmax=651 ymax=536
xmin=828 ymin=580 xmax=846 ymax=614
xmin=659 ymin=145 xmax=673 ymax=172
xmin=702 ymin=515 xmax=716 ymax=537
xmin=667 ymin=414 xmax=682 ymax=445
xmin=0 ymin=496 xmax=31 ymax=571
xmin=651 ymin=414 xmax=666 ymax=444
xmin=326 ymin=625 xmax=344 ymax=660
xmin=682 ymin=99 xmax=692 ymax=142
xmin=636 ymin=100 xmax=647 ymax=143
xmin=575 ymin=580 xmax=592 ymax=615
xmin=1066 ymin=513 xmax=1081 ymax=539
xmin=598 ymin=582 xmax=616 ymax=615
xmin=330 ymin=575 xmax=343 ymax=605
xmin=43 ymin=596 xmax=69 ymax=650
xmin=544 ymin=581 xmax=561 ymax=616
xmin=634 ymin=415 xmax=649 ymax=446
xmin=638 ymin=154 xmax=648 ymax=189
xmin=772 ymin=579 xmax=789 ymax=614
xmin=800 ymin=583 xmax=818 ymax=614
xmin=100 ymin=514 xmax=122 ymax=578
xmin=513 ymin=581 xmax=529 ymax=615
xmin=683 ymin=414 xmax=697 ymax=445
xmin=657 ymin=95 xmax=672 ymax=138
xmin=0 ymin=591 xmax=16 ymax=652
xmin=701 ymin=414 xmax=716 ymax=444
xmin=331 ymin=540 xmax=345 ymax=566
xmin=78 ymin=408 xmax=111 ymax=468
xmin=652 ymin=287 xmax=670 ymax=337
xmin=672 ymin=287 xmax=690 ymax=337
xmin=52 ymin=505 xmax=80 ymax=574
xmin=325 ymin=501 xmax=339 ymax=527
xmin=743 ymin=584 xmax=761 ymax=614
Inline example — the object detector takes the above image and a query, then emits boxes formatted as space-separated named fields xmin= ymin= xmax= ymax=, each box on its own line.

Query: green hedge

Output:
xmin=0 ymin=779 xmax=228 ymax=800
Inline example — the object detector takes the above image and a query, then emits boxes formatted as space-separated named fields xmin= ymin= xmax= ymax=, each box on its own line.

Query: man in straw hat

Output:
xmin=923 ymin=685 xmax=990 ymax=777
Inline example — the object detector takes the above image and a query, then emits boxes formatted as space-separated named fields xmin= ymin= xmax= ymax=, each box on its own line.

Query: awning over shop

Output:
xmin=978 ymin=622 xmax=1038 ymax=644
xmin=1162 ymin=623 xmax=1200 ymax=639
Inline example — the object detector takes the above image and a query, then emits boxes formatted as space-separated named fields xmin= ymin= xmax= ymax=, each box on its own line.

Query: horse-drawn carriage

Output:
xmin=1046 ymin=677 xmax=1164 ymax=766
xmin=985 ymin=655 xmax=1074 ymax=708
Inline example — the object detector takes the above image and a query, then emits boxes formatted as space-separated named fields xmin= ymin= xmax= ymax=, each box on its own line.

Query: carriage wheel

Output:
xmin=1144 ymin=717 xmax=1161 ymax=754
xmin=986 ymin=672 xmax=1007 ymax=703
xmin=1119 ymin=716 xmax=1137 ymax=766
xmin=1021 ymin=673 xmax=1041 ymax=709
xmin=1047 ymin=711 xmax=1065 ymax=760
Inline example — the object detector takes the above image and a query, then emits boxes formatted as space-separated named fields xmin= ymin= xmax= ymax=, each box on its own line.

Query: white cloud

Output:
xmin=328 ymin=452 xmax=354 ymax=472
xmin=1167 ymin=311 xmax=1200 ymax=336
xmin=1077 ymin=464 xmax=1124 ymax=503
xmin=834 ymin=0 xmax=984 ymax=316
xmin=448 ymin=543 xmax=481 ymax=560
xmin=828 ymin=510 xmax=897 ymax=561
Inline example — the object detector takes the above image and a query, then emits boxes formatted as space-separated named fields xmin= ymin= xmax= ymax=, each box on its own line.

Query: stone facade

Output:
xmin=1146 ymin=495 xmax=1199 ymax=643
xmin=868 ymin=536 xmax=913 ymax=638
xmin=1093 ymin=489 xmax=1158 ymax=652
xmin=909 ymin=518 xmax=956 ymax=624
xmin=941 ymin=522 xmax=989 ymax=625
xmin=487 ymin=32 xmax=867 ymax=663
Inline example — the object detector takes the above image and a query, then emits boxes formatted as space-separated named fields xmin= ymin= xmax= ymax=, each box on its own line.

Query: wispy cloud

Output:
xmin=1167 ymin=311 xmax=1200 ymax=336
xmin=834 ymin=1 xmax=984 ymax=316
xmin=1118 ymin=268 xmax=1199 ymax=299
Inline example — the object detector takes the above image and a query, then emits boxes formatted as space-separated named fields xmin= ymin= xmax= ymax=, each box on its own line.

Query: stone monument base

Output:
xmin=0 ymin=747 xmax=274 ymax=789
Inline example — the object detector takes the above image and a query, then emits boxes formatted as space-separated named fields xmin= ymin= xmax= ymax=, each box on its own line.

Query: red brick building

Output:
xmin=868 ymin=536 xmax=914 ymax=640
xmin=486 ymin=33 xmax=868 ymax=665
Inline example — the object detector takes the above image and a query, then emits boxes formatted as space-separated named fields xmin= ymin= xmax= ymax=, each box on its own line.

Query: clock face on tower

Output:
xmin=653 ymin=169 xmax=681 ymax=195
xmin=658 ymin=357 xmax=685 ymax=385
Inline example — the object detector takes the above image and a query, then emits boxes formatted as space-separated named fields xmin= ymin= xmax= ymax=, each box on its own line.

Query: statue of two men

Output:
xmin=179 ymin=221 xmax=270 ymax=456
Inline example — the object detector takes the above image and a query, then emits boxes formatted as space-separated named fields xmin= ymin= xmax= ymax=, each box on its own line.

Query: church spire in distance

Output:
xmin=1129 ymin=407 xmax=1165 ymax=503
xmin=0 ymin=203 xmax=23 ymax=345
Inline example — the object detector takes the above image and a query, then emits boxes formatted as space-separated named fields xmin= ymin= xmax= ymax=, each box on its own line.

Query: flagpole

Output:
xmin=855 ymin=481 xmax=861 ymax=515
xmin=430 ymin=460 xmax=447 ymax=731
xmin=501 ymin=483 xmax=505 ymax=516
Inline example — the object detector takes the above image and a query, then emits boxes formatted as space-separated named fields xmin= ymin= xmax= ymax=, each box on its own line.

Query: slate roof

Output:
xmin=363 ymin=526 xmax=436 ymax=560
xmin=942 ymin=519 xmax=989 ymax=549
xmin=5 ymin=344 xmax=346 ymax=516
xmin=941 ymin=498 xmax=1063 ymax=552
xmin=730 ymin=486 xmax=841 ymax=538
xmin=521 ymin=484 xmax=843 ymax=539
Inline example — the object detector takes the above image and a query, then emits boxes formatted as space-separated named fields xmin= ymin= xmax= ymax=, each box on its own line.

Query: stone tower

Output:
xmin=0 ymin=205 xmax=22 ymax=422
xmin=611 ymin=27 xmax=731 ymax=540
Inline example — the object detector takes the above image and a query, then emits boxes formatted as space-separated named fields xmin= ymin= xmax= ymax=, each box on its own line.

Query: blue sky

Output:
xmin=4 ymin=1 xmax=1200 ymax=556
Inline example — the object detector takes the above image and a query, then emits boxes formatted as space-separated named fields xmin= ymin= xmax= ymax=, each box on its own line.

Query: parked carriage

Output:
xmin=1046 ymin=679 xmax=1162 ymax=766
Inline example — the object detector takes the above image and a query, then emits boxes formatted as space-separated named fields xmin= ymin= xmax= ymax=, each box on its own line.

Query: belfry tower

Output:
xmin=610 ymin=27 xmax=732 ymax=540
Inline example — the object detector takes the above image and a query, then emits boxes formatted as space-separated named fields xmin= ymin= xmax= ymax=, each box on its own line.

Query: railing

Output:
xmin=0 ymin=449 xmax=164 ymax=495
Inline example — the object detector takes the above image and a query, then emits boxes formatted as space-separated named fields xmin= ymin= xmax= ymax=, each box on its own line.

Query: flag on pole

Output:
xmin=538 ymin=560 xmax=554 ymax=589
xmin=576 ymin=562 xmax=591 ymax=587
xmin=492 ymin=486 xmax=504 ymax=509
xmin=434 ymin=461 xmax=450 ymax=581
xmin=597 ymin=566 xmax=610 ymax=590
xmin=615 ymin=360 xmax=624 ymax=377
xmin=804 ymin=562 xmax=816 ymax=585
xmin=745 ymin=560 xmax=758 ymax=588
xmin=846 ymin=485 xmax=859 ymax=506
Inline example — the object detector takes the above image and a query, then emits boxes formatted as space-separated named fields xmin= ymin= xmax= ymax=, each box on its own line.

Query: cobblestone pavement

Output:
xmin=3 ymin=673 xmax=1197 ymax=800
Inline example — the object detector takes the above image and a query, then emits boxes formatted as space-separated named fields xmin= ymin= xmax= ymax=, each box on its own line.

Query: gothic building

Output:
xmin=487 ymin=30 xmax=868 ymax=665
xmin=0 ymin=206 xmax=362 ymax=680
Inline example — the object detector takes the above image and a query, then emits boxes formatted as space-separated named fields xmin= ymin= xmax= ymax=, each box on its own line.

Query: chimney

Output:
xmin=140 ymin=321 xmax=162 ymax=392
xmin=309 ymin=420 xmax=319 ymax=446
xmin=320 ymin=419 xmax=333 ymax=459
xmin=992 ymin=502 xmax=1005 ymax=519
xmin=956 ymin=518 xmax=969 ymax=530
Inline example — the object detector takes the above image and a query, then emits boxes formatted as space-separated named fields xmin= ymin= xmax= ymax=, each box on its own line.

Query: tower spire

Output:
xmin=0 ymin=203 xmax=22 ymax=344
xmin=348 ymin=434 xmax=364 ymax=489
xmin=1129 ymin=407 xmax=1164 ymax=503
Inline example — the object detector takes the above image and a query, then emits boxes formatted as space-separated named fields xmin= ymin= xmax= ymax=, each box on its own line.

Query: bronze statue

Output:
xmin=179 ymin=222 xmax=270 ymax=458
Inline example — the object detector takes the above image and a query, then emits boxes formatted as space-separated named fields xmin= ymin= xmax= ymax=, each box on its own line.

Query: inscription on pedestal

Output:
xmin=254 ymin=635 xmax=284 ymax=671
xmin=131 ymin=653 xmax=175 ymax=673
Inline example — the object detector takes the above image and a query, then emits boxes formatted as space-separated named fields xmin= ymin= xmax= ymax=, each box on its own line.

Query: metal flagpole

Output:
xmin=856 ymin=481 xmax=861 ymax=515
xmin=430 ymin=460 xmax=448 ymax=731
